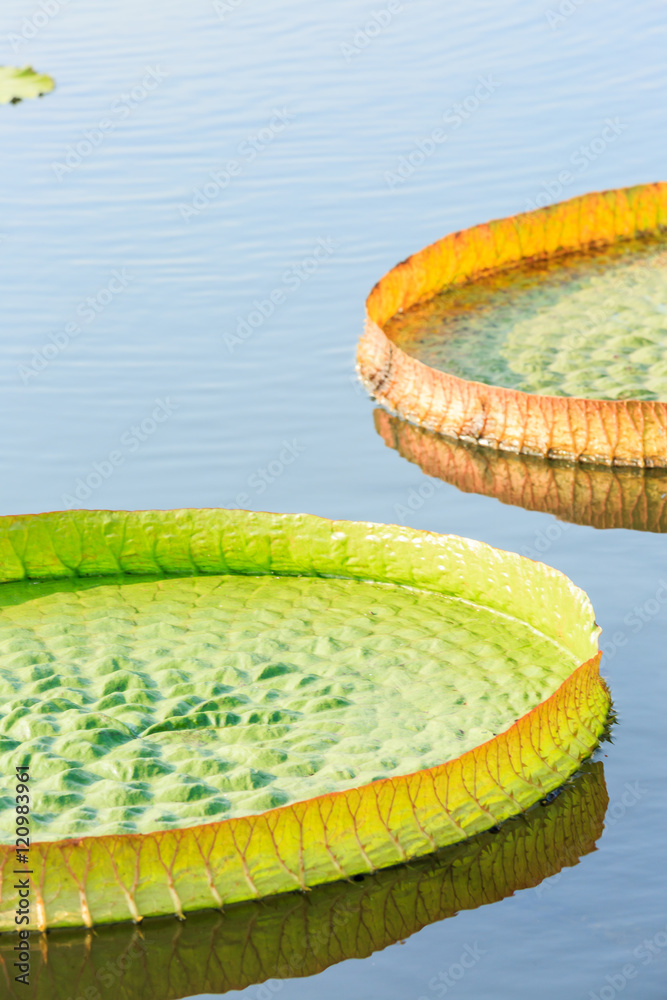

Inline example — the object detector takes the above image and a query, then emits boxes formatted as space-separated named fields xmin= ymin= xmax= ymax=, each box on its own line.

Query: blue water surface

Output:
xmin=1 ymin=0 xmax=666 ymax=997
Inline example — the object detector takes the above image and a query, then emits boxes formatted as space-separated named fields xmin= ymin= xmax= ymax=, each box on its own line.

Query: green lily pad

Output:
xmin=0 ymin=66 xmax=55 ymax=105
xmin=384 ymin=231 xmax=667 ymax=402
xmin=0 ymin=508 xmax=608 ymax=928
xmin=0 ymin=569 xmax=583 ymax=842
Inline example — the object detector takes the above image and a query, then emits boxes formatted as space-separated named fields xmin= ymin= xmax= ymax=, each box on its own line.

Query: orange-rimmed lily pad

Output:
xmin=376 ymin=409 xmax=667 ymax=533
xmin=0 ymin=508 xmax=609 ymax=929
xmin=358 ymin=182 xmax=667 ymax=466
xmin=0 ymin=761 xmax=608 ymax=999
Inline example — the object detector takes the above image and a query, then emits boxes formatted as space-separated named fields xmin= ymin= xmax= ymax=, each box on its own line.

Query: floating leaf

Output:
xmin=358 ymin=181 xmax=667 ymax=466
xmin=0 ymin=508 xmax=609 ymax=929
xmin=0 ymin=66 xmax=55 ymax=104
xmin=0 ymin=762 xmax=608 ymax=999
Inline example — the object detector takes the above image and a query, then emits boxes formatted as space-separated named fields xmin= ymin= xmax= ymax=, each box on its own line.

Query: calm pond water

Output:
xmin=1 ymin=0 xmax=666 ymax=997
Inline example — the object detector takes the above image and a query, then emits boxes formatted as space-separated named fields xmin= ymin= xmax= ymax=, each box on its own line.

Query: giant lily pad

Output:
xmin=0 ymin=762 xmax=608 ymax=999
xmin=358 ymin=182 xmax=667 ymax=466
xmin=376 ymin=409 xmax=667 ymax=532
xmin=0 ymin=508 xmax=609 ymax=929
xmin=0 ymin=66 xmax=54 ymax=105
